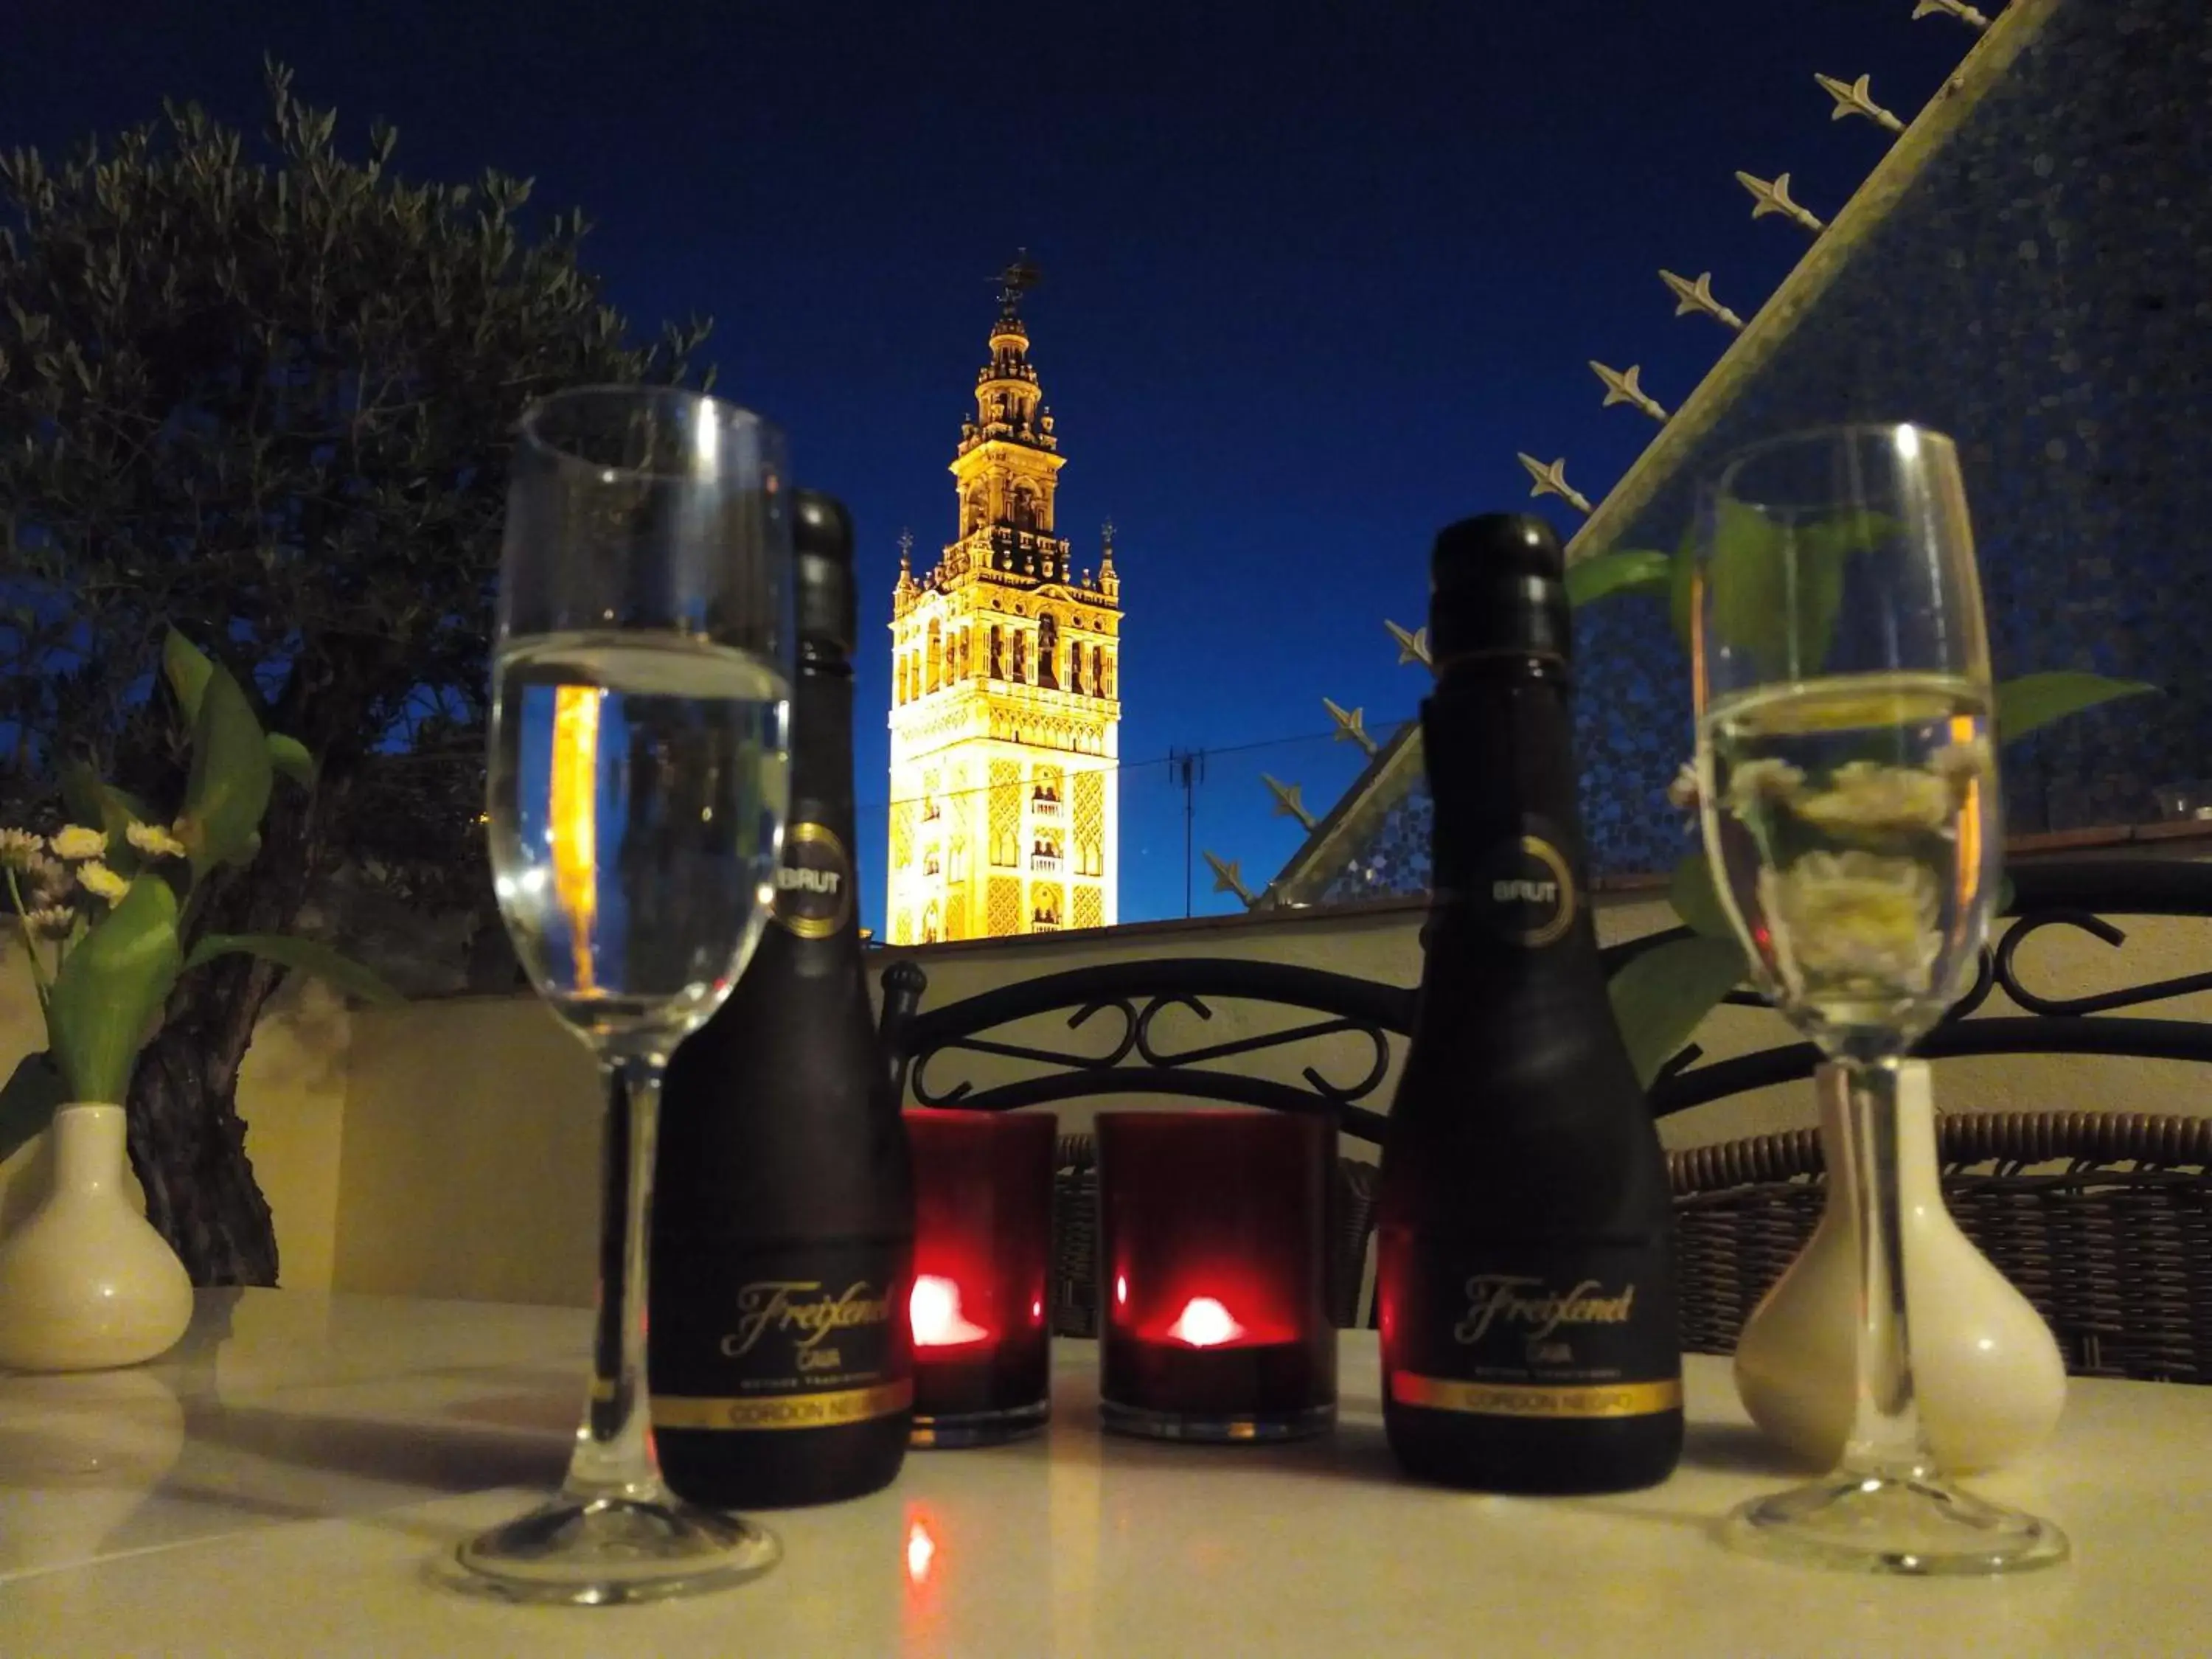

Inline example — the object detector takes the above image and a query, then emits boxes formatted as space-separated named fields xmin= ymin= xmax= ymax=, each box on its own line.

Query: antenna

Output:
xmin=1168 ymin=748 xmax=1208 ymax=918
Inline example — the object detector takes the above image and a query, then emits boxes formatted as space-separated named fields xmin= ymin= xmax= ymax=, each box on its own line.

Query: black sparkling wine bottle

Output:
xmin=1376 ymin=512 xmax=1683 ymax=1495
xmin=650 ymin=490 xmax=915 ymax=1508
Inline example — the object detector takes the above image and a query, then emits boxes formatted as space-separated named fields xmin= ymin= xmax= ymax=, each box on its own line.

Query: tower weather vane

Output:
xmin=995 ymin=249 xmax=1043 ymax=311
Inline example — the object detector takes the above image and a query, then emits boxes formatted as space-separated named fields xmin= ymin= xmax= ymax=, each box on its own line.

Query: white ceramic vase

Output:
xmin=0 ymin=1103 xmax=194 ymax=1372
xmin=1731 ymin=1061 xmax=2067 ymax=1473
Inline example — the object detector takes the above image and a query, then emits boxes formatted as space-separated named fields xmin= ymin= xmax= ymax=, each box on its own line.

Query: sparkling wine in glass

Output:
xmin=449 ymin=386 xmax=793 ymax=1604
xmin=1694 ymin=425 xmax=2067 ymax=1575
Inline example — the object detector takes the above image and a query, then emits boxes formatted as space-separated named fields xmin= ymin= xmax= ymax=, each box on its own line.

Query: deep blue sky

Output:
xmin=4 ymin=0 xmax=1971 ymax=928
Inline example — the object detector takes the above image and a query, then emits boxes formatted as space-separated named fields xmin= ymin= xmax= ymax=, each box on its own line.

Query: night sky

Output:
xmin=4 ymin=1 xmax=1973 ymax=928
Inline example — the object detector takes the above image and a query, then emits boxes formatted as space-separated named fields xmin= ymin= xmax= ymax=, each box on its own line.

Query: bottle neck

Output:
xmin=1422 ymin=660 xmax=1596 ymax=953
xmin=770 ymin=650 xmax=860 ymax=950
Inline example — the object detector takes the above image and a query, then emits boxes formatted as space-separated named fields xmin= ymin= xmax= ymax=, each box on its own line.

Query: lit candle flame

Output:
xmin=910 ymin=1274 xmax=990 ymax=1347
xmin=1166 ymin=1296 xmax=1246 ymax=1349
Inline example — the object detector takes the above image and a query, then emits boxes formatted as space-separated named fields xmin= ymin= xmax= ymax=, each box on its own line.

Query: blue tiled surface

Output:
xmin=1320 ymin=0 xmax=2211 ymax=893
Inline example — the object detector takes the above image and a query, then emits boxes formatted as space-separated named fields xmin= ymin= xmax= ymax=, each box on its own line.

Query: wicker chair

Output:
xmin=1671 ymin=1112 xmax=2212 ymax=1382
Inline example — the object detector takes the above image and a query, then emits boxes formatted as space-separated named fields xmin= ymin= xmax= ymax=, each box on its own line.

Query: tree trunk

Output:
xmin=123 ymin=776 xmax=334 ymax=1287
xmin=128 ymin=979 xmax=282 ymax=1287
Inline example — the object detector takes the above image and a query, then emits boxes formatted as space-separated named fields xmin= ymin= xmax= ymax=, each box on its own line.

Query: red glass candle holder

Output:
xmin=1097 ymin=1109 xmax=1337 ymax=1443
xmin=904 ymin=1109 xmax=1056 ymax=1447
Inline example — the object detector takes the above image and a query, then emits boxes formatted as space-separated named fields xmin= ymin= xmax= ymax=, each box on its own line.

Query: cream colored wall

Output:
xmin=330 ymin=994 xmax=601 ymax=1307
xmin=0 ymin=967 xmax=351 ymax=1290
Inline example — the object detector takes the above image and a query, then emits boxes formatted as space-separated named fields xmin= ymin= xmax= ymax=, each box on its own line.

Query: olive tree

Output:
xmin=0 ymin=61 xmax=709 ymax=1283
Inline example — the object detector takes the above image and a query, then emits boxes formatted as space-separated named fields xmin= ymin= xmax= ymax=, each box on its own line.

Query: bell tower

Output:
xmin=886 ymin=255 xmax=1123 ymax=944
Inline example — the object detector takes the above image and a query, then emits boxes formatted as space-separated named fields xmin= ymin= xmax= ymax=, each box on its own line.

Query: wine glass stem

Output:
xmin=563 ymin=1051 xmax=670 ymax=1501
xmin=1837 ymin=1056 xmax=1935 ymax=1482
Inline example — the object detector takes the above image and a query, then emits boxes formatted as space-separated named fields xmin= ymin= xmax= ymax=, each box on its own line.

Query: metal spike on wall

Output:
xmin=1658 ymin=270 xmax=1747 ymax=332
xmin=1589 ymin=361 xmax=1669 ymax=422
xmin=1323 ymin=698 xmax=1380 ymax=757
xmin=1261 ymin=773 xmax=1318 ymax=831
xmin=1203 ymin=850 xmax=1256 ymax=906
xmin=1911 ymin=0 xmax=1989 ymax=29
xmin=1735 ymin=170 xmax=1827 ymax=234
xmin=1384 ymin=619 xmax=1433 ymax=670
xmin=1515 ymin=453 xmax=1595 ymax=515
xmin=1815 ymin=72 xmax=1906 ymax=134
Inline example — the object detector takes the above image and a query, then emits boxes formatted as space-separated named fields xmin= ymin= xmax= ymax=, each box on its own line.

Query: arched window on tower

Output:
xmin=926 ymin=621 xmax=942 ymax=693
xmin=1069 ymin=640 xmax=1085 ymax=696
xmin=1092 ymin=646 xmax=1105 ymax=698
xmin=988 ymin=625 xmax=1004 ymax=680
xmin=1037 ymin=613 xmax=1059 ymax=689
xmin=1012 ymin=485 xmax=1037 ymax=532
xmin=1012 ymin=630 xmax=1027 ymax=684
xmin=1102 ymin=651 xmax=1115 ymax=698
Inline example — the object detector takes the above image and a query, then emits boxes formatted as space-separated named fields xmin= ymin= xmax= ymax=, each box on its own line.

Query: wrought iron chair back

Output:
xmin=879 ymin=956 xmax=1414 ymax=1146
xmin=880 ymin=858 xmax=2212 ymax=1353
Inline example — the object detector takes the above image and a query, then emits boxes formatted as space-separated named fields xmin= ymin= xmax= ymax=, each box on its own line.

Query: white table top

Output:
xmin=2 ymin=1290 xmax=2208 ymax=1657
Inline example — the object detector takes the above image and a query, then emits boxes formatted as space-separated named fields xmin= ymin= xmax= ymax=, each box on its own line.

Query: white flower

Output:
xmin=1793 ymin=760 xmax=1952 ymax=836
xmin=23 ymin=905 xmax=74 ymax=938
xmin=125 ymin=820 xmax=188 ymax=860
xmin=76 ymin=862 xmax=130 ymax=903
xmin=20 ymin=854 xmax=72 ymax=908
xmin=1666 ymin=762 xmax=1701 ymax=812
xmin=1725 ymin=757 xmax=1806 ymax=818
xmin=0 ymin=828 xmax=44 ymax=870
xmin=1759 ymin=849 xmax=1942 ymax=998
xmin=1930 ymin=735 xmax=1995 ymax=787
xmin=48 ymin=824 xmax=108 ymax=862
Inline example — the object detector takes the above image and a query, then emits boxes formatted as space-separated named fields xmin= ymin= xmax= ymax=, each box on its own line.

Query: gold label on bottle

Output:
xmin=1480 ymin=834 xmax=1576 ymax=947
xmin=773 ymin=821 xmax=853 ymax=939
xmin=653 ymin=1379 xmax=914 ymax=1431
xmin=1389 ymin=1374 xmax=1681 ymax=1419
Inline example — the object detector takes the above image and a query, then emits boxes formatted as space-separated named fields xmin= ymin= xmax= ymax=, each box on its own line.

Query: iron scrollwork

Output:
xmin=888 ymin=959 xmax=1415 ymax=1145
xmin=1645 ymin=859 xmax=2212 ymax=1116
xmin=909 ymin=997 xmax=1139 ymax=1107
xmin=1992 ymin=908 xmax=2212 ymax=1018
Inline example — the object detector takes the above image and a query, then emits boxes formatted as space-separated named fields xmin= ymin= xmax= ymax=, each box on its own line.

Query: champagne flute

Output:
xmin=451 ymin=386 xmax=793 ymax=1604
xmin=1693 ymin=425 xmax=2067 ymax=1575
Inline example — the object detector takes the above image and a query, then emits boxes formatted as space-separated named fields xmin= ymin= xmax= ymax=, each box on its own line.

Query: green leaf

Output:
xmin=1994 ymin=672 xmax=2156 ymax=745
xmin=175 ymin=659 xmax=274 ymax=878
xmin=1608 ymin=935 xmax=1752 ymax=1089
xmin=45 ymin=875 xmax=183 ymax=1104
xmin=1794 ymin=508 xmax=1896 ymax=565
xmin=162 ymin=627 xmax=216 ymax=723
xmin=184 ymin=933 xmax=404 ymax=1006
xmin=1565 ymin=549 xmax=1672 ymax=610
xmin=1705 ymin=499 xmax=1818 ymax=679
xmin=267 ymin=733 xmax=316 ymax=788
xmin=1691 ymin=506 xmax=1893 ymax=680
xmin=1669 ymin=849 xmax=1738 ymax=939
xmin=0 ymin=1052 xmax=69 ymax=1169
xmin=1668 ymin=521 xmax=1700 ymax=648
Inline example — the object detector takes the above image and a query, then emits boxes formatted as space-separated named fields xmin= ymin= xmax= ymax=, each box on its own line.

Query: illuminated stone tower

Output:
xmin=886 ymin=257 xmax=1122 ymax=944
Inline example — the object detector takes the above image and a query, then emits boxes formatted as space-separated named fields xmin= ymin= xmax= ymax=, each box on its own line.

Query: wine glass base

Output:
xmin=435 ymin=1492 xmax=780 ymax=1605
xmin=1722 ymin=1472 xmax=2068 ymax=1576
